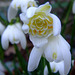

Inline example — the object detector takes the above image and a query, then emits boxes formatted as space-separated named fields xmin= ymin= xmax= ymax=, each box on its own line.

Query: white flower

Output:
xmin=20 ymin=2 xmax=61 ymax=48
xmin=72 ymin=0 xmax=75 ymax=14
xmin=5 ymin=61 xmax=19 ymax=71
xmin=0 ymin=22 xmax=5 ymax=35
xmin=0 ymin=61 xmax=5 ymax=72
xmin=44 ymin=61 xmax=65 ymax=75
xmin=0 ymin=71 xmax=5 ymax=75
xmin=1 ymin=23 xmax=26 ymax=50
xmin=28 ymin=34 xmax=71 ymax=75
xmin=8 ymin=0 xmax=37 ymax=22
xmin=72 ymin=60 xmax=75 ymax=66
xmin=20 ymin=2 xmax=71 ymax=74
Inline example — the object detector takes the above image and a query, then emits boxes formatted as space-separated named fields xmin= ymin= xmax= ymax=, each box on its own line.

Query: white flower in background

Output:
xmin=20 ymin=2 xmax=71 ymax=74
xmin=8 ymin=0 xmax=37 ymax=22
xmin=72 ymin=0 xmax=75 ymax=14
xmin=20 ymin=2 xmax=61 ymax=48
xmin=0 ymin=22 xmax=5 ymax=35
xmin=28 ymin=34 xmax=71 ymax=75
xmin=0 ymin=61 xmax=5 ymax=72
xmin=0 ymin=61 xmax=5 ymax=75
xmin=5 ymin=61 xmax=19 ymax=71
xmin=1 ymin=23 xmax=26 ymax=50
xmin=72 ymin=60 xmax=75 ymax=66
xmin=0 ymin=71 xmax=5 ymax=75
xmin=44 ymin=61 xmax=65 ymax=75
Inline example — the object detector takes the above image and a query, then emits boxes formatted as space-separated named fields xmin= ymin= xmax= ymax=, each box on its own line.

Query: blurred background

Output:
xmin=0 ymin=0 xmax=75 ymax=75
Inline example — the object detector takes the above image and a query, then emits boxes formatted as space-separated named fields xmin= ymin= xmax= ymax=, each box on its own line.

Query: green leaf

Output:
xmin=45 ymin=59 xmax=53 ymax=75
xmin=61 ymin=0 xmax=74 ymax=36
xmin=14 ymin=44 xmax=28 ymax=75
xmin=0 ymin=15 xmax=9 ymax=26
xmin=70 ymin=15 xmax=75 ymax=54
xmin=13 ymin=60 xmax=22 ymax=75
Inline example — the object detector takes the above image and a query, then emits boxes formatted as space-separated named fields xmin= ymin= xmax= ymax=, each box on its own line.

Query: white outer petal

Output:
xmin=57 ymin=61 xmax=65 ymax=75
xmin=37 ymin=2 xmax=52 ymax=14
xmin=20 ymin=13 xmax=29 ymax=24
xmin=28 ymin=47 xmax=43 ymax=71
xmin=18 ymin=30 xmax=27 ymax=49
xmin=72 ymin=1 xmax=75 ymax=14
xmin=29 ymin=35 xmax=48 ymax=48
xmin=7 ymin=5 xmax=17 ymax=22
xmin=22 ymin=24 xmax=29 ymax=34
xmin=26 ymin=7 xmax=37 ymax=18
xmin=0 ymin=22 xmax=5 ymax=35
xmin=1 ymin=29 xmax=9 ymax=50
xmin=15 ymin=23 xmax=22 ymax=30
xmin=50 ymin=14 xmax=61 ymax=36
xmin=44 ymin=35 xmax=63 ymax=62
xmin=59 ymin=35 xmax=71 ymax=75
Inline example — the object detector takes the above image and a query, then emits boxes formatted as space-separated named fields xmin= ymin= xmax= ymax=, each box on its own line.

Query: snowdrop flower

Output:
xmin=28 ymin=34 xmax=71 ymax=75
xmin=1 ymin=23 xmax=26 ymax=50
xmin=20 ymin=2 xmax=61 ymax=47
xmin=44 ymin=61 xmax=65 ymax=75
xmin=72 ymin=0 xmax=75 ymax=14
xmin=0 ymin=22 xmax=5 ymax=35
xmin=8 ymin=0 xmax=37 ymax=22
xmin=20 ymin=2 xmax=71 ymax=74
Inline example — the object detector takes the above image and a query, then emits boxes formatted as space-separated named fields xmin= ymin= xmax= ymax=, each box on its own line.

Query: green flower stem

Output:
xmin=13 ymin=60 xmax=22 ymax=75
xmin=38 ymin=57 xmax=45 ymax=75
xmin=14 ymin=44 xmax=28 ymax=75
xmin=45 ymin=59 xmax=53 ymax=75
xmin=61 ymin=0 xmax=73 ymax=36
xmin=9 ymin=17 xmax=20 ymax=25
xmin=0 ymin=16 xmax=8 ymax=26
xmin=70 ymin=15 xmax=75 ymax=54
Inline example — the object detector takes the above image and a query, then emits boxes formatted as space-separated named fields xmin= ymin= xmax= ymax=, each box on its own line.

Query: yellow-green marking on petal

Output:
xmin=52 ymin=52 xmax=57 ymax=60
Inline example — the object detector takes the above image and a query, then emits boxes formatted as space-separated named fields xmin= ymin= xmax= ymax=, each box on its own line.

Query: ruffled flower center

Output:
xmin=28 ymin=12 xmax=53 ymax=37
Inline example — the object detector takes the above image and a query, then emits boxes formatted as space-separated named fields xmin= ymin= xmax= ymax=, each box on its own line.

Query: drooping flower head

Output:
xmin=20 ymin=2 xmax=61 ymax=47
xmin=8 ymin=0 xmax=37 ymax=22
xmin=20 ymin=2 xmax=61 ymax=37
xmin=20 ymin=2 xmax=71 ymax=74
xmin=44 ymin=61 xmax=65 ymax=75
xmin=1 ymin=23 xmax=26 ymax=50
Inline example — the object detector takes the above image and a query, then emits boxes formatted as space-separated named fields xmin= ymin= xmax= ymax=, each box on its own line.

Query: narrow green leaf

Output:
xmin=70 ymin=15 xmax=75 ymax=54
xmin=37 ymin=57 xmax=45 ymax=75
xmin=45 ymin=59 xmax=53 ymax=75
xmin=14 ymin=44 xmax=28 ymax=75
xmin=61 ymin=0 xmax=74 ymax=36
xmin=0 ymin=15 xmax=9 ymax=26
xmin=13 ymin=60 xmax=22 ymax=75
